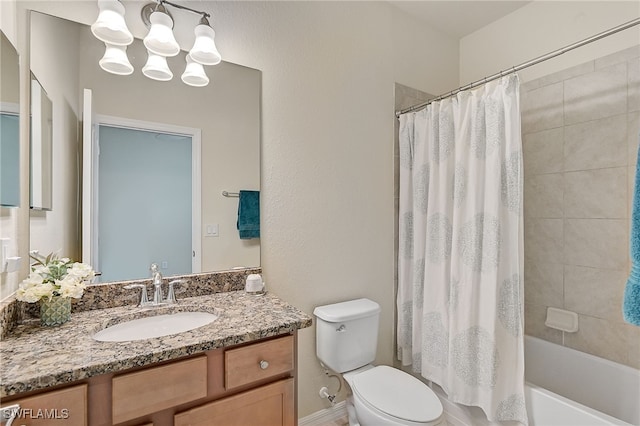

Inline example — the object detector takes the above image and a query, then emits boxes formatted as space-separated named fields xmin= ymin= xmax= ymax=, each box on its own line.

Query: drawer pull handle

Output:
xmin=259 ymin=360 xmax=269 ymax=370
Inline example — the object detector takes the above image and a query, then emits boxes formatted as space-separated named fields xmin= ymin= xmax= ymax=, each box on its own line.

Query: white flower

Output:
xmin=67 ymin=263 xmax=95 ymax=281
xmin=16 ymin=281 xmax=54 ymax=303
xmin=22 ymin=273 xmax=45 ymax=287
xmin=15 ymin=252 xmax=94 ymax=303
xmin=57 ymin=276 xmax=86 ymax=299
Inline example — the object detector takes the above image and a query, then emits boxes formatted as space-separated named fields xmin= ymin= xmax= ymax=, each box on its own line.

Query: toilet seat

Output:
xmin=351 ymin=366 xmax=443 ymax=423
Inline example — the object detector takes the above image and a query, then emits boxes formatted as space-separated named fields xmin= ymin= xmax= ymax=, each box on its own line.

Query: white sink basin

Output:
xmin=93 ymin=311 xmax=218 ymax=342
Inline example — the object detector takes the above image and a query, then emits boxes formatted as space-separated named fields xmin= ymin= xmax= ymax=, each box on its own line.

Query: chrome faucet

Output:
xmin=150 ymin=263 xmax=164 ymax=304
xmin=124 ymin=264 xmax=187 ymax=307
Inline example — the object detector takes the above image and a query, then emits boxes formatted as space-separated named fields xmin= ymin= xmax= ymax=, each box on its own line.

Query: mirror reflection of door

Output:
xmin=95 ymin=123 xmax=198 ymax=282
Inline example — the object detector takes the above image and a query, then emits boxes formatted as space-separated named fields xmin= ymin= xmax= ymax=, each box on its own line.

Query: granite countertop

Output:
xmin=0 ymin=291 xmax=313 ymax=397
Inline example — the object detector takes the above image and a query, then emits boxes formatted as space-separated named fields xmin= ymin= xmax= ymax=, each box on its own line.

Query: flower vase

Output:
xmin=40 ymin=296 xmax=71 ymax=326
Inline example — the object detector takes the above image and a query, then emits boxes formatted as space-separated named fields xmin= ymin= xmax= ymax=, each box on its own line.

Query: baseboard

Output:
xmin=299 ymin=401 xmax=347 ymax=426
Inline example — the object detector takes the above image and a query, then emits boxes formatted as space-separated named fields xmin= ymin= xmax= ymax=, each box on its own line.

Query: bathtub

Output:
xmin=524 ymin=335 xmax=639 ymax=425
xmin=434 ymin=336 xmax=639 ymax=426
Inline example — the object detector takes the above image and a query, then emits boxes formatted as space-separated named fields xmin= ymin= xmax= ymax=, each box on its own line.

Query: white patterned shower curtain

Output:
xmin=397 ymin=75 xmax=527 ymax=424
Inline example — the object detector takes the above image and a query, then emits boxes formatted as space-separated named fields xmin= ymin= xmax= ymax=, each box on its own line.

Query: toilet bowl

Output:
xmin=343 ymin=365 xmax=445 ymax=426
xmin=313 ymin=298 xmax=445 ymax=426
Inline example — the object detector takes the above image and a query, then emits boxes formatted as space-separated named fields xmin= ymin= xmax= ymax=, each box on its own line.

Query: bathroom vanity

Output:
xmin=0 ymin=288 xmax=312 ymax=426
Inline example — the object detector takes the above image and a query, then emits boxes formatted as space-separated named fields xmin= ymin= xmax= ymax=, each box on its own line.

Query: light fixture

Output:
xmin=142 ymin=51 xmax=173 ymax=81
xmin=91 ymin=0 xmax=133 ymax=46
xmin=99 ymin=43 xmax=134 ymax=75
xmin=181 ymin=55 xmax=209 ymax=87
xmin=91 ymin=0 xmax=222 ymax=86
xmin=189 ymin=17 xmax=222 ymax=66
xmin=143 ymin=3 xmax=180 ymax=57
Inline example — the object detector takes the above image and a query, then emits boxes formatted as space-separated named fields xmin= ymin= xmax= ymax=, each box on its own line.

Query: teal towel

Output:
xmin=237 ymin=190 xmax=260 ymax=239
xmin=623 ymin=140 xmax=640 ymax=326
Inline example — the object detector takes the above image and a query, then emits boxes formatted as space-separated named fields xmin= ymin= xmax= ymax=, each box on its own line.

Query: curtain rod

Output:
xmin=396 ymin=17 xmax=640 ymax=118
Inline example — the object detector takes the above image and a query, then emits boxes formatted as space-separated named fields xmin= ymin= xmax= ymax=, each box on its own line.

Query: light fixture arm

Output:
xmin=158 ymin=0 xmax=210 ymax=19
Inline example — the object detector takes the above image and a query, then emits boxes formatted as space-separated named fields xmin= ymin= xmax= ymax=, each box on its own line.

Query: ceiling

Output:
xmin=389 ymin=1 xmax=532 ymax=38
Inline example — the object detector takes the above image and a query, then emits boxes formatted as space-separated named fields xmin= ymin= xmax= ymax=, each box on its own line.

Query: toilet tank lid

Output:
xmin=313 ymin=298 xmax=380 ymax=322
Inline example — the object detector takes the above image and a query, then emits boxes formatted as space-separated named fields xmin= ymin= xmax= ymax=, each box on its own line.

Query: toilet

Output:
xmin=314 ymin=298 xmax=445 ymax=426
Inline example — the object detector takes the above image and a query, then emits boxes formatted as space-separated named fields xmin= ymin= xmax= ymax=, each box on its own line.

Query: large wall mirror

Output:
xmin=28 ymin=10 xmax=261 ymax=283
xmin=0 ymin=31 xmax=20 ymax=208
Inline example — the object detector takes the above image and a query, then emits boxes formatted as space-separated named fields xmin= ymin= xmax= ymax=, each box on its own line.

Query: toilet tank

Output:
xmin=313 ymin=298 xmax=380 ymax=373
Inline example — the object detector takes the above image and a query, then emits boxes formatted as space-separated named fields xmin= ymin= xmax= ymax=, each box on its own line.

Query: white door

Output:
xmin=97 ymin=125 xmax=193 ymax=281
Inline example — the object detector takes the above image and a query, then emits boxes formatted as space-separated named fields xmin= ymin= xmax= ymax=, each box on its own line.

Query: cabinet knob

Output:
xmin=259 ymin=360 xmax=269 ymax=370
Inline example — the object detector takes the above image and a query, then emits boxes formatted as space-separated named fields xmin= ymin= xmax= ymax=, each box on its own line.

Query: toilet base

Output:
xmin=346 ymin=395 xmax=360 ymax=426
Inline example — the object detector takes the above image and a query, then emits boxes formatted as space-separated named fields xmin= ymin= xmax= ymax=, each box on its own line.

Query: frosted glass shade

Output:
xmin=99 ymin=43 xmax=134 ymax=75
xmin=143 ymin=11 xmax=180 ymax=57
xmin=142 ymin=51 xmax=173 ymax=81
xmin=188 ymin=24 xmax=221 ymax=65
xmin=91 ymin=0 xmax=133 ymax=46
xmin=181 ymin=55 xmax=209 ymax=87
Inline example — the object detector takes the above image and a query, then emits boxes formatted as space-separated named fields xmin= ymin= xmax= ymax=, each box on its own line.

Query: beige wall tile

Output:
xmin=521 ymin=82 xmax=563 ymax=134
xmin=564 ymin=114 xmax=627 ymax=171
xmin=524 ymin=262 xmax=563 ymax=308
xmin=524 ymin=302 xmax=563 ymax=344
xmin=627 ymin=324 xmax=640 ymax=369
xmin=629 ymin=166 xmax=636 ymax=226
xmin=524 ymin=173 xmax=563 ymax=218
xmin=523 ymin=128 xmax=563 ymax=175
xmin=523 ymin=48 xmax=637 ymax=367
xmin=525 ymin=218 xmax=563 ymax=264
xmin=564 ymin=167 xmax=627 ymax=219
xmin=629 ymin=58 xmax=640 ymax=113
xmin=564 ymin=219 xmax=628 ymax=270
xmin=595 ymin=45 xmax=640 ymax=70
xmin=521 ymin=61 xmax=595 ymax=93
xmin=564 ymin=314 xmax=630 ymax=366
xmin=629 ymin=112 xmax=640 ymax=166
xmin=564 ymin=265 xmax=627 ymax=322
xmin=532 ymin=61 xmax=595 ymax=90
xmin=564 ymin=63 xmax=627 ymax=125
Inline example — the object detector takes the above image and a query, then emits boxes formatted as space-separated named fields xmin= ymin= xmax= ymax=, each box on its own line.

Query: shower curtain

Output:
xmin=397 ymin=74 xmax=527 ymax=424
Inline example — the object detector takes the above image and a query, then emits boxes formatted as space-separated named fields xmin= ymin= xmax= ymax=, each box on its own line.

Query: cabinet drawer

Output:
xmin=112 ymin=356 xmax=207 ymax=424
xmin=4 ymin=384 xmax=87 ymax=426
xmin=175 ymin=378 xmax=294 ymax=426
xmin=225 ymin=335 xmax=294 ymax=389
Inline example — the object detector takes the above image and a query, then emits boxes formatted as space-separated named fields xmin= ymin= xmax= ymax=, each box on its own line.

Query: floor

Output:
xmin=319 ymin=417 xmax=349 ymax=426
xmin=319 ymin=415 xmax=452 ymax=426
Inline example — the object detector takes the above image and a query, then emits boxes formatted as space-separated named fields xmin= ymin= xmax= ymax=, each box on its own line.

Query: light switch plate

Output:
xmin=205 ymin=224 xmax=219 ymax=237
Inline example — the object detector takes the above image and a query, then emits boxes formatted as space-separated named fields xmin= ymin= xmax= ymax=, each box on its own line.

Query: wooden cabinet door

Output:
xmin=174 ymin=378 xmax=294 ymax=426
xmin=112 ymin=356 xmax=207 ymax=424
xmin=4 ymin=384 xmax=87 ymax=426
xmin=225 ymin=335 xmax=294 ymax=390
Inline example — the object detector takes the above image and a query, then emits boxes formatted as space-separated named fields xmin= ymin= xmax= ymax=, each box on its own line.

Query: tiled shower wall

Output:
xmin=521 ymin=45 xmax=640 ymax=369
xmin=394 ymin=46 xmax=640 ymax=370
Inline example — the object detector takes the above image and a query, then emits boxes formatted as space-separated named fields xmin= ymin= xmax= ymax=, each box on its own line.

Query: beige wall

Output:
xmin=521 ymin=45 xmax=640 ymax=369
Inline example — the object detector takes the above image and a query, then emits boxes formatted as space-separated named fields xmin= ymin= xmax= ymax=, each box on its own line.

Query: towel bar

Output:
xmin=222 ymin=191 xmax=239 ymax=197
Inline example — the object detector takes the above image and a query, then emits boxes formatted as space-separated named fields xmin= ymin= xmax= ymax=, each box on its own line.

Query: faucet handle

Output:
xmin=166 ymin=279 xmax=186 ymax=304
xmin=124 ymin=284 xmax=149 ymax=306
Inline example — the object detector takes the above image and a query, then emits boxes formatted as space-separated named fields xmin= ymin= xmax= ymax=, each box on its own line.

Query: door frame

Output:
xmin=91 ymin=114 xmax=202 ymax=274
